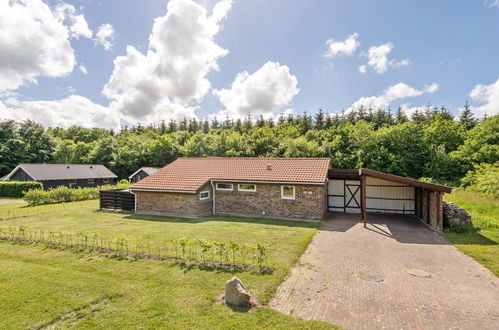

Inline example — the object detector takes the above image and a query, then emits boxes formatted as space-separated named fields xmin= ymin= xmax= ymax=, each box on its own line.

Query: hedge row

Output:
xmin=0 ymin=181 xmax=43 ymax=197
xmin=23 ymin=180 xmax=131 ymax=206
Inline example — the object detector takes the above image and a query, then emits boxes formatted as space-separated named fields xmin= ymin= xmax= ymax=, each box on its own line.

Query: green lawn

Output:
xmin=0 ymin=200 xmax=336 ymax=329
xmin=443 ymin=190 xmax=499 ymax=276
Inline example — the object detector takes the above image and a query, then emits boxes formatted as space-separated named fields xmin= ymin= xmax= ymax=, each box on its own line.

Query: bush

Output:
xmin=460 ymin=162 xmax=499 ymax=198
xmin=0 ymin=181 xmax=43 ymax=197
xmin=23 ymin=181 xmax=131 ymax=206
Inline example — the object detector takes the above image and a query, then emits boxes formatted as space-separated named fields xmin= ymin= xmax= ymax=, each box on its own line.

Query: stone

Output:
xmin=407 ymin=268 xmax=431 ymax=277
xmin=224 ymin=277 xmax=252 ymax=307
xmin=442 ymin=202 xmax=472 ymax=228
xmin=361 ymin=273 xmax=384 ymax=282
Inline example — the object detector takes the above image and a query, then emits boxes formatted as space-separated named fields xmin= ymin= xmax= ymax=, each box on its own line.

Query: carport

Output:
xmin=328 ymin=168 xmax=452 ymax=231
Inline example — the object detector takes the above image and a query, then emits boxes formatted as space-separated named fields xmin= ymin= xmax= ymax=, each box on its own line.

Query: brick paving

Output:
xmin=270 ymin=213 xmax=499 ymax=329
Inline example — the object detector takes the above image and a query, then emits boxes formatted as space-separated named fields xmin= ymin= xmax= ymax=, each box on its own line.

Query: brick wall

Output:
xmin=214 ymin=182 xmax=326 ymax=221
xmin=135 ymin=184 xmax=212 ymax=217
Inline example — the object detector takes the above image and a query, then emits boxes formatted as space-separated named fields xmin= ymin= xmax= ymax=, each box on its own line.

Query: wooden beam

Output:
xmin=436 ymin=192 xmax=442 ymax=228
xmin=426 ymin=190 xmax=431 ymax=224
xmin=361 ymin=174 xmax=367 ymax=227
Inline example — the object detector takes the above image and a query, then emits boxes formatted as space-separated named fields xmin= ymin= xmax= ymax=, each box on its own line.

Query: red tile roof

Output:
xmin=131 ymin=157 xmax=331 ymax=192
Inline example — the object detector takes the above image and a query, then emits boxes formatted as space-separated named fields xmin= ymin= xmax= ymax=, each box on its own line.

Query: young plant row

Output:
xmin=23 ymin=181 xmax=131 ymax=206
xmin=0 ymin=225 xmax=271 ymax=272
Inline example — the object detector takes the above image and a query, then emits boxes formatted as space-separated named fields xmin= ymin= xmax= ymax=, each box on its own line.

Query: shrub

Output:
xmin=23 ymin=181 xmax=132 ymax=206
xmin=460 ymin=162 xmax=499 ymax=198
xmin=0 ymin=181 xmax=43 ymax=197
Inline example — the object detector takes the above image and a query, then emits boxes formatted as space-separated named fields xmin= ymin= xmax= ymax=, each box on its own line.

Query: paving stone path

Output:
xmin=270 ymin=213 xmax=499 ymax=330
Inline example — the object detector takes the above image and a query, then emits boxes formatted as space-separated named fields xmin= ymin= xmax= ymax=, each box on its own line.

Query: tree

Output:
xmin=395 ymin=107 xmax=408 ymax=123
xmin=147 ymin=134 xmax=178 ymax=166
xmin=459 ymin=101 xmax=477 ymax=130
xmin=314 ymin=109 xmax=325 ymax=130
xmin=18 ymin=120 xmax=54 ymax=163
xmin=87 ymin=136 xmax=117 ymax=167
xmin=52 ymin=139 xmax=76 ymax=163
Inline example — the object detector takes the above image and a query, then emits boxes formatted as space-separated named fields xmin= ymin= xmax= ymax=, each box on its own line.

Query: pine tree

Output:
xmin=395 ymin=106 xmax=408 ymax=123
xmin=242 ymin=115 xmax=253 ymax=132
xmin=167 ymin=119 xmax=178 ymax=133
xmin=459 ymin=101 xmax=477 ymax=129
xmin=211 ymin=117 xmax=220 ymax=129
xmin=201 ymin=120 xmax=210 ymax=133
xmin=314 ymin=109 xmax=325 ymax=130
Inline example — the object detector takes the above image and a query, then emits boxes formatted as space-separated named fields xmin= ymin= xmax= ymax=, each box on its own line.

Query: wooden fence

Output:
xmin=99 ymin=189 xmax=135 ymax=211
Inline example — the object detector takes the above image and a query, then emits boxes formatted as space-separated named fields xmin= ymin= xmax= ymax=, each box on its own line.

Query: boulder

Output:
xmin=224 ymin=277 xmax=251 ymax=307
xmin=443 ymin=202 xmax=472 ymax=228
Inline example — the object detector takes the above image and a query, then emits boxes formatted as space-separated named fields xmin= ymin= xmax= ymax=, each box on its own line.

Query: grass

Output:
xmin=0 ymin=200 xmax=337 ymax=329
xmin=443 ymin=190 xmax=499 ymax=276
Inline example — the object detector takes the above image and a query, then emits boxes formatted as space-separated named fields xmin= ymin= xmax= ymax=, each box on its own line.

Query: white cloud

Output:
xmin=360 ymin=42 xmax=410 ymax=74
xmin=389 ymin=58 xmax=411 ymax=68
xmin=0 ymin=0 xmax=76 ymax=91
xmin=79 ymin=64 xmax=88 ymax=74
xmin=485 ymin=0 xmax=499 ymax=8
xmin=0 ymin=95 xmax=119 ymax=129
xmin=469 ymin=78 xmax=499 ymax=117
xmin=55 ymin=3 xmax=93 ymax=39
xmin=213 ymin=61 xmax=299 ymax=119
xmin=95 ymin=23 xmax=115 ymax=51
xmin=103 ymin=0 xmax=232 ymax=122
xmin=348 ymin=82 xmax=439 ymax=112
xmin=324 ymin=33 xmax=360 ymax=58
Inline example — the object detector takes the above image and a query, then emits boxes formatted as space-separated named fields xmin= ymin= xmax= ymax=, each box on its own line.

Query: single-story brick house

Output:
xmin=4 ymin=164 xmax=118 ymax=189
xmin=129 ymin=157 xmax=452 ymax=230
xmin=130 ymin=157 xmax=331 ymax=221
xmin=128 ymin=167 xmax=160 ymax=183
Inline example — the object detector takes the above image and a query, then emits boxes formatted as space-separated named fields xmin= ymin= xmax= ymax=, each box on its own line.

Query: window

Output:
xmin=69 ymin=179 xmax=76 ymax=187
xmin=87 ymin=178 xmax=95 ymax=184
xmin=281 ymin=185 xmax=295 ymax=200
xmin=103 ymin=178 xmax=109 ymax=184
xmin=199 ymin=191 xmax=210 ymax=200
xmin=216 ymin=183 xmax=233 ymax=191
xmin=238 ymin=183 xmax=256 ymax=192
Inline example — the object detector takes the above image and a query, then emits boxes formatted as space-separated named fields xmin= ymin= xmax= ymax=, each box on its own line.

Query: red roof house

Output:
xmin=130 ymin=157 xmax=331 ymax=220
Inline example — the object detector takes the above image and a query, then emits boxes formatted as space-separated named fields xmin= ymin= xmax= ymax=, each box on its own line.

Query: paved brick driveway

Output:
xmin=270 ymin=213 xmax=499 ymax=329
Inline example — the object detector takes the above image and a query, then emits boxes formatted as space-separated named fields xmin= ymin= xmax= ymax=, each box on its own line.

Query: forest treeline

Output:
xmin=0 ymin=104 xmax=497 ymax=186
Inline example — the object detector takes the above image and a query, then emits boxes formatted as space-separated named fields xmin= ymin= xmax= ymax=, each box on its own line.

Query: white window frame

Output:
xmin=87 ymin=178 xmax=95 ymax=184
xmin=281 ymin=185 xmax=295 ymax=200
xmin=238 ymin=183 xmax=256 ymax=192
xmin=69 ymin=179 xmax=76 ymax=187
xmin=199 ymin=190 xmax=210 ymax=200
xmin=103 ymin=178 xmax=109 ymax=184
xmin=216 ymin=183 xmax=233 ymax=191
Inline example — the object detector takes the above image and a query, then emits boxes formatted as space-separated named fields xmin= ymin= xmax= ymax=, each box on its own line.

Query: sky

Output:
xmin=0 ymin=0 xmax=499 ymax=129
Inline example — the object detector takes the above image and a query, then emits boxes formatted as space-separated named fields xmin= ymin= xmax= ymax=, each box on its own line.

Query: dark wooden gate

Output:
xmin=99 ymin=189 xmax=135 ymax=211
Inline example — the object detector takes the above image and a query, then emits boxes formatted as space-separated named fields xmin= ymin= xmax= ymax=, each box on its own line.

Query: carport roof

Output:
xmin=328 ymin=168 xmax=452 ymax=193
xmin=359 ymin=168 xmax=452 ymax=193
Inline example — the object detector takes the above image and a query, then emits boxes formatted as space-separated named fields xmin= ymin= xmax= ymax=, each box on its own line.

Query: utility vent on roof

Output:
xmin=267 ymin=164 xmax=272 ymax=170
xmin=66 ymin=166 xmax=70 ymax=169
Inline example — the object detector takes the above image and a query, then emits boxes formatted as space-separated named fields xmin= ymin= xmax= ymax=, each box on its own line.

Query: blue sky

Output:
xmin=1 ymin=0 xmax=498 ymax=128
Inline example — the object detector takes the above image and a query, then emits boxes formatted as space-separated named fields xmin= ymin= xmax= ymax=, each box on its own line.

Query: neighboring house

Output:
xmin=4 ymin=164 xmax=118 ymax=189
xmin=128 ymin=167 xmax=160 ymax=183
xmin=129 ymin=157 xmax=452 ymax=229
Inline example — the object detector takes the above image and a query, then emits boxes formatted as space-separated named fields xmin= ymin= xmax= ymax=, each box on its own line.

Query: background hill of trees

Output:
xmin=1 ymin=104 xmax=497 ymax=187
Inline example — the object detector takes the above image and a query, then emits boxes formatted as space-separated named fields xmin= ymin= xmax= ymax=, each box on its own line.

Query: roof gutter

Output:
xmin=129 ymin=188 xmax=197 ymax=194
xmin=208 ymin=179 xmax=326 ymax=185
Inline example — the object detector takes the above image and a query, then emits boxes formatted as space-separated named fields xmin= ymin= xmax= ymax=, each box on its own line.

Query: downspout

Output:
xmin=130 ymin=190 xmax=137 ymax=213
xmin=210 ymin=180 xmax=216 ymax=215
